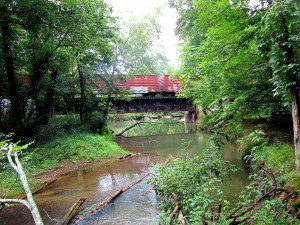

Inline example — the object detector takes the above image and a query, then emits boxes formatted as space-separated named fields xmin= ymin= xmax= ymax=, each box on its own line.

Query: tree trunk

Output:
xmin=0 ymin=68 xmax=3 ymax=125
xmin=77 ymin=59 xmax=86 ymax=124
xmin=99 ymin=94 xmax=111 ymax=133
xmin=30 ymin=59 xmax=43 ymax=118
xmin=1 ymin=16 xmax=23 ymax=128
xmin=38 ymin=70 xmax=58 ymax=123
xmin=292 ymin=88 xmax=300 ymax=173
xmin=60 ymin=198 xmax=86 ymax=225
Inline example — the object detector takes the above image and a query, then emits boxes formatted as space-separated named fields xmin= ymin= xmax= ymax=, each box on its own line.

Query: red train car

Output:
xmin=95 ymin=75 xmax=184 ymax=96
xmin=114 ymin=75 xmax=159 ymax=95
xmin=159 ymin=75 xmax=181 ymax=95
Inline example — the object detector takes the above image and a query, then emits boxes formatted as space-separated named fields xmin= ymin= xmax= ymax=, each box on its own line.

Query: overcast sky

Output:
xmin=105 ymin=0 xmax=180 ymax=68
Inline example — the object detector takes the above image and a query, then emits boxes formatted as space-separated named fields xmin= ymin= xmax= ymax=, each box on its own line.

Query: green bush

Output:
xmin=152 ymin=149 xmax=299 ymax=224
xmin=151 ymin=150 xmax=237 ymax=224
xmin=35 ymin=114 xmax=90 ymax=143
xmin=88 ymin=111 xmax=107 ymax=132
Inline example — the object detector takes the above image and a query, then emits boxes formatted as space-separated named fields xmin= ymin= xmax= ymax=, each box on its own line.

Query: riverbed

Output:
xmin=0 ymin=119 xmax=249 ymax=225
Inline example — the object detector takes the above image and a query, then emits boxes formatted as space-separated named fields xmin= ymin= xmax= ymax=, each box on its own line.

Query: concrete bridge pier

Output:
xmin=184 ymin=111 xmax=196 ymax=123
xmin=184 ymin=122 xmax=196 ymax=133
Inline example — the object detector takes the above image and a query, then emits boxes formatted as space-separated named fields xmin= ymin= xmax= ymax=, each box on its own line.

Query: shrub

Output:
xmin=151 ymin=150 xmax=237 ymax=224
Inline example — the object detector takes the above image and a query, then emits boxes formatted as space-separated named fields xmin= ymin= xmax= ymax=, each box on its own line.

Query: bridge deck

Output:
xmin=111 ymin=96 xmax=195 ymax=113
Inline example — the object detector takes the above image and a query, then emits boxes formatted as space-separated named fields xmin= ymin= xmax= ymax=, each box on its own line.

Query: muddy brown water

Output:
xmin=0 ymin=120 xmax=249 ymax=225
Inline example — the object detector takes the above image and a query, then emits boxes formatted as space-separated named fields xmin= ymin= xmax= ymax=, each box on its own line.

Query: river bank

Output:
xmin=146 ymin=116 xmax=300 ymax=224
xmin=198 ymin=116 xmax=299 ymax=192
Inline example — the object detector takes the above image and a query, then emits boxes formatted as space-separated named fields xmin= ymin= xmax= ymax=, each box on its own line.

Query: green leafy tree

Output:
xmin=0 ymin=0 xmax=115 ymax=132
xmin=119 ymin=16 xmax=168 ymax=75
xmin=170 ymin=0 xmax=300 ymax=173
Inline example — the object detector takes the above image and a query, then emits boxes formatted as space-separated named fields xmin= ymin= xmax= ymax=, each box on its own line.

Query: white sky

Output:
xmin=105 ymin=0 xmax=180 ymax=68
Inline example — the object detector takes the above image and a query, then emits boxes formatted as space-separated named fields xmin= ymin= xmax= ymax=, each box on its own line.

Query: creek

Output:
xmin=0 ymin=119 xmax=249 ymax=225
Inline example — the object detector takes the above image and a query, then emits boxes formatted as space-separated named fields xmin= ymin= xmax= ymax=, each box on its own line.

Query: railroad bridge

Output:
xmin=110 ymin=96 xmax=197 ymax=122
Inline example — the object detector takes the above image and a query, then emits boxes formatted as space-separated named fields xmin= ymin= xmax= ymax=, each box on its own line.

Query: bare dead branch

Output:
xmin=142 ymin=184 xmax=155 ymax=196
xmin=0 ymin=198 xmax=30 ymax=209
xmin=227 ymin=188 xmax=276 ymax=220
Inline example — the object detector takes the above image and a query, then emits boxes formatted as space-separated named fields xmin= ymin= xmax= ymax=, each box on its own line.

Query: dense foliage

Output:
xmin=151 ymin=150 xmax=237 ymax=224
xmin=0 ymin=0 xmax=169 ymax=134
xmin=170 ymin=0 xmax=300 ymax=172
xmin=0 ymin=0 xmax=114 ymax=132
xmin=152 ymin=147 xmax=299 ymax=224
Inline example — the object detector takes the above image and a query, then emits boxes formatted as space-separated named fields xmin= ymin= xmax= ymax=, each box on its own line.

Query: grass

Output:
xmin=30 ymin=132 xmax=128 ymax=170
xmin=28 ymin=113 xmax=128 ymax=170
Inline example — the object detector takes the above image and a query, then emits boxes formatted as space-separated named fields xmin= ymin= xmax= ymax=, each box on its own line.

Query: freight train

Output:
xmin=97 ymin=75 xmax=182 ymax=96
xmin=22 ymin=74 xmax=183 ymax=96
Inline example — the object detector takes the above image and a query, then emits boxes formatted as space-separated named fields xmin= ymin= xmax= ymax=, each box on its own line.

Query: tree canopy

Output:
xmin=170 ymin=0 xmax=300 ymax=172
xmin=0 ymin=0 xmax=169 ymax=133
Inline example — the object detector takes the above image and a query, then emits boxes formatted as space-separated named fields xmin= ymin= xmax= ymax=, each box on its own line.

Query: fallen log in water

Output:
xmin=32 ymin=179 xmax=57 ymax=195
xmin=118 ymin=153 xmax=141 ymax=160
xmin=60 ymin=198 xmax=87 ymax=225
xmin=17 ymin=178 xmax=57 ymax=199
xmin=73 ymin=173 xmax=151 ymax=222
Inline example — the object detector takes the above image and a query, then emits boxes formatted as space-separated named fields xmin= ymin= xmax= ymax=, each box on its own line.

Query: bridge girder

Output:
xmin=110 ymin=96 xmax=195 ymax=113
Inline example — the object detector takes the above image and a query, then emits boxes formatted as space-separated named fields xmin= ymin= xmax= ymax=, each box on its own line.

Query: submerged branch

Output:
xmin=60 ymin=198 xmax=87 ymax=225
xmin=115 ymin=122 xmax=150 ymax=136
xmin=73 ymin=173 xmax=151 ymax=222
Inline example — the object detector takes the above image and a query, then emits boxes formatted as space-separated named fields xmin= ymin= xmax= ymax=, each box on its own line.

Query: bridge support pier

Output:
xmin=184 ymin=111 xmax=195 ymax=123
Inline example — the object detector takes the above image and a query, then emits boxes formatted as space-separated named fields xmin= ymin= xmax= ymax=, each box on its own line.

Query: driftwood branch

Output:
xmin=6 ymin=146 xmax=19 ymax=172
xmin=0 ymin=198 xmax=30 ymax=208
xmin=142 ymin=184 xmax=155 ymax=196
xmin=43 ymin=209 xmax=59 ymax=223
xmin=227 ymin=188 xmax=276 ymax=221
xmin=60 ymin=198 xmax=87 ymax=225
xmin=74 ymin=173 xmax=151 ymax=222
